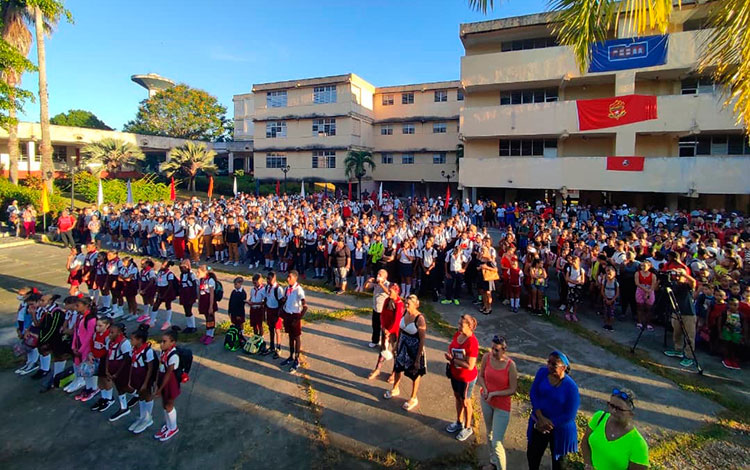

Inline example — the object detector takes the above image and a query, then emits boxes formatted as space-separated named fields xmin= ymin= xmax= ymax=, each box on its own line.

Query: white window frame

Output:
xmin=402 ymin=123 xmax=415 ymax=135
xmin=402 ymin=92 xmax=414 ymax=104
xmin=266 ymin=121 xmax=287 ymax=138
xmin=266 ymin=90 xmax=287 ymax=108
xmin=457 ymin=89 xmax=464 ymax=101
xmin=382 ymin=94 xmax=394 ymax=106
xmin=265 ymin=153 xmax=287 ymax=168
xmin=381 ymin=153 xmax=393 ymax=164
xmin=312 ymin=150 xmax=336 ymax=168
xmin=313 ymin=85 xmax=337 ymax=104
xmin=433 ymin=122 xmax=447 ymax=134
xmin=433 ymin=152 xmax=446 ymax=164
xmin=401 ymin=153 xmax=414 ymax=164
xmin=380 ymin=124 xmax=393 ymax=135
xmin=312 ymin=118 xmax=336 ymax=136
xmin=434 ymin=90 xmax=448 ymax=102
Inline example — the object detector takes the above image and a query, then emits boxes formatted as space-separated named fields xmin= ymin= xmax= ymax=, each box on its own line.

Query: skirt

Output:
xmin=129 ymin=365 xmax=156 ymax=393
xmin=156 ymin=285 xmax=177 ymax=304
xmin=158 ymin=371 xmax=180 ymax=401
xmin=393 ymin=332 xmax=427 ymax=380
xmin=122 ymin=279 xmax=138 ymax=297
xmin=107 ymin=359 xmax=132 ymax=391
xmin=95 ymin=273 xmax=108 ymax=290
xmin=179 ymin=286 xmax=197 ymax=307
xmin=68 ymin=270 xmax=83 ymax=287
xmin=399 ymin=262 xmax=413 ymax=278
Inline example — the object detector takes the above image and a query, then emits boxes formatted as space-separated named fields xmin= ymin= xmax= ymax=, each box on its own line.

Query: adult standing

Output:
xmin=385 ymin=294 xmax=426 ymax=412
xmin=364 ymin=269 xmax=391 ymax=348
xmin=478 ymin=335 xmax=517 ymax=470
xmin=330 ymin=239 xmax=351 ymax=295
xmin=22 ymin=204 xmax=36 ymax=238
xmin=527 ymin=351 xmax=580 ymax=470
xmin=445 ymin=314 xmax=480 ymax=442
xmin=57 ymin=209 xmax=76 ymax=250
xmin=663 ymin=268 xmax=699 ymax=368
xmin=581 ymin=387 xmax=649 ymax=470
xmin=186 ymin=215 xmax=204 ymax=264
xmin=367 ymin=283 xmax=404 ymax=381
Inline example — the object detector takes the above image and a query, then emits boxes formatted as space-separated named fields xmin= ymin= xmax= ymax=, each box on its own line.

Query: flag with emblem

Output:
xmin=606 ymin=156 xmax=645 ymax=171
xmin=576 ymin=94 xmax=657 ymax=131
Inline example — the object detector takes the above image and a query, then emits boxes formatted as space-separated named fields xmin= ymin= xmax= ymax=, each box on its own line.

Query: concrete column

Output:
xmin=425 ymin=184 xmax=430 ymax=199
xmin=27 ymin=141 xmax=36 ymax=173
xmin=228 ymin=152 xmax=234 ymax=173
xmin=471 ymin=187 xmax=477 ymax=202
xmin=615 ymin=130 xmax=636 ymax=156
xmin=615 ymin=71 xmax=636 ymax=95
xmin=246 ymin=156 xmax=252 ymax=174
xmin=666 ymin=193 xmax=679 ymax=212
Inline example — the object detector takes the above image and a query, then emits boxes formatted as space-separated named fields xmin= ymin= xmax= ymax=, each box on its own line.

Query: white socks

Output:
xmin=91 ymin=289 xmax=100 ymax=303
xmin=102 ymin=388 xmax=113 ymax=400
xmin=166 ymin=408 xmax=177 ymax=431
xmin=102 ymin=294 xmax=111 ymax=309
xmin=150 ymin=308 xmax=158 ymax=324
xmin=40 ymin=354 xmax=51 ymax=372
xmin=26 ymin=348 xmax=39 ymax=366
xmin=118 ymin=394 xmax=128 ymax=410
xmin=187 ymin=316 xmax=196 ymax=328
xmin=207 ymin=328 xmax=215 ymax=337
xmin=85 ymin=376 xmax=98 ymax=390
xmin=145 ymin=400 xmax=154 ymax=416
xmin=165 ymin=310 xmax=173 ymax=324
xmin=53 ymin=360 xmax=66 ymax=376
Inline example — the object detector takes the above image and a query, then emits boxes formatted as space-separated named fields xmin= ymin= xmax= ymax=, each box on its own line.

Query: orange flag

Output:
xmin=207 ymin=176 xmax=214 ymax=199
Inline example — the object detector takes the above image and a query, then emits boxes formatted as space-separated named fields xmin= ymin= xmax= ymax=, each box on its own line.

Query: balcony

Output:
xmin=461 ymin=93 xmax=740 ymax=138
xmin=461 ymin=30 xmax=709 ymax=90
xmin=458 ymin=155 xmax=749 ymax=194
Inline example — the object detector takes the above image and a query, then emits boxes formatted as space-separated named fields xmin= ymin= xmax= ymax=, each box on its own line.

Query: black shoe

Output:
xmin=289 ymin=360 xmax=300 ymax=374
xmin=272 ymin=350 xmax=280 ymax=360
xmin=30 ymin=369 xmax=49 ymax=380
xmin=109 ymin=407 xmax=131 ymax=422
xmin=260 ymin=346 xmax=271 ymax=356
xmin=89 ymin=398 xmax=106 ymax=412
xmin=183 ymin=327 xmax=197 ymax=334
xmin=280 ymin=357 xmax=293 ymax=366
xmin=127 ymin=396 xmax=139 ymax=408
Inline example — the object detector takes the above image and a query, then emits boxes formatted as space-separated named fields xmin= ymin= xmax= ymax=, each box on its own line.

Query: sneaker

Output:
xmin=30 ymin=369 xmax=49 ymax=380
xmin=109 ymin=407 xmax=131 ymax=422
xmin=160 ymin=321 xmax=171 ymax=331
xmin=664 ymin=350 xmax=683 ymax=358
xmin=679 ymin=358 xmax=695 ymax=368
xmin=154 ymin=425 xmax=169 ymax=440
xmin=571 ymin=314 xmax=579 ymax=322
xmin=204 ymin=336 xmax=214 ymax=345
xmin=440 ymin=299 xmax=452 ymax=305
xmin=74 ymin=389 xmax=90 ymax=401
xmin=565 ymin=313 xmax=572 ymax=322
xmin=19 ymin=363 xmax=39 ymax=376
xmin=368 ymin=342 xmax=378 ymax=348
xmin=112 ymin=308 xmax=125 ymax=319
xmin=68 ymin=377 xmax=86 ymax=393
xmin=289 ymin=359 xmax=300 ymax=374
xmin=127 ymin=396 xmax=139 ymax=408
xmin=636 ymin=323 xmax=643 ymax=329
xmin=100 ymin=398 xmax=116 ymax=412
xmin=136 ymin=314 xmax=149 ymax=323
xmin=233 ymin=262 xmax=239 ymax=267
xmin=272 ymin=350 xmax=280 ymax=360
xmin=559 ymin=304 xmax=567 ymax=311
xmin=280 ymin=357 xmax=293 ymax=366
xmin=183 ymin=327 xmax=197 ymax=334
xmin=14 ymin=364 xmax=29 ymax=374
xmin=81 ymin=389 xmax=100 ymax=402
xmin=445 ymin=421 xmax=462 ymax=433
xmin=128 ymin=416 xmax=144 ymax=432
xmin=456 ymin=427 xmax=474 ymax=441
xmin=159 ymin=427 xmax=179 ymax=441
xmin=89 ymin=398 xmax=105 ymax=412
xmin=133 ymin=416 xmax=153 ymax=434
xmin=722 ymin=359 xmax=734 ymax=370
xmin=646 ymin=325 xmax=655 ymax=332
xmin=453 ymin=299 xmax=459 ymax=305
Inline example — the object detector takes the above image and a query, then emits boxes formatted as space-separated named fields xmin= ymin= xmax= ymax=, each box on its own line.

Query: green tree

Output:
xmin=51 ymin=109 xmax=112 ymax=130
xmin=469 ymin=0 xmax=750 ymax=130
xmin=81 ymin=138 xmax=145 ymax=174
xmin=160 ymin=141 xmax=217 ymax=192
xmin=123 ymin=84 xmax=228 ymax=141
xmin=344 ymin=150 xmax=375 ymax=202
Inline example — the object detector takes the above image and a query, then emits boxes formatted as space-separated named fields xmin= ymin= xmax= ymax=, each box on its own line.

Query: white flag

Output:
xmin=300 ymin=180 xmax=305 ymax=198
xmin=97 ymin=178 xmax=104 ymax=207
xmin=126 ymin=179 xmax=133 ymax=204
xmin=378 ymin=182 xmax=383 ymax=206
xmin=233 ymin=176 xmax=238 ymax=196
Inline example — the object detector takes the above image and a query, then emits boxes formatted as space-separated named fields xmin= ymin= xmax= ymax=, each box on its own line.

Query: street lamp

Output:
xmin=280 ymin=164 xmax=291 ymax=194
xmin=441 ymin=169 xmax=456 ymax=185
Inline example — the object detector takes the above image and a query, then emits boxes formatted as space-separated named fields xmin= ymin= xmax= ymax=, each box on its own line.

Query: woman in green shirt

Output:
xmin=581 ymin=387 xmax=649 ymax=470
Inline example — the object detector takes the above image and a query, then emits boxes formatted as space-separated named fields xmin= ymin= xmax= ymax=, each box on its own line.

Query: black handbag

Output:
xmin=445 ymin=362 xmax=453 ymax=379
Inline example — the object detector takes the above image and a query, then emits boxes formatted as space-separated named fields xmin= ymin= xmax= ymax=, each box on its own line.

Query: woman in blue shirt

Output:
xmin=527 ymin=351 xmax=580 ymax=470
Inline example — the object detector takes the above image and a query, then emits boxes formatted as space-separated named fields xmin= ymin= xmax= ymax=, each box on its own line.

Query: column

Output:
xmin=27 ymin=141 xmax=36 ymax=173
xmin=471 ymin=187 xmax=477 ymax=203
xmin=228 ymin=152 xmax=234 ymax=173
xmin=666 ymin=193 xmax=679 ymax=212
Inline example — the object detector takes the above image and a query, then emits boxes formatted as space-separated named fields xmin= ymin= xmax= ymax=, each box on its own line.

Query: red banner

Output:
xmin=169 ymin=177 xmax=176 ymax=201
xmin=577 ymin=94 xmax=657 ymax=131
xmin=606 ymin=156 xmax=645 ymax=171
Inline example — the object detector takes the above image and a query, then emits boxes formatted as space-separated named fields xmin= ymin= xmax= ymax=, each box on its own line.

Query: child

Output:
xmin=15 ymin=290 xmax=41 ymax=376
xmin=137 ymin=259 xmax=157 ymax=324
xmin=707 ymin=290 xmax=728 ymax=354
xmin=178 ymin=260 xmax=199 ymax=334
xmin=128 ymin=324 xmax=157 ymax=434
xmin=507 ymin=258 xmax=523 ymax=313
xmin=600 ymin=266 xmax=619 ymax=332
xmin=720 ymin=298 xmax=746 ymax=370
xmin=61 ymin=296 xmax=85 ymax=393
xmin=154 ymin=329 xmax=181 ymax=442
xmin=93 ymin=322 xmax=136 ymax=422
xmin=77 ymin=314 xmax=109 ymax=402
xmin=66 ymin=249 xmax=84 ymax=296
xmin=119 ymin=257 xmax=139 ymax=321
xmin=197 ymin=265 xmax=218 ymax=345
xmin=245 ymin=275 xmax=264 ymax=337
xmin=264 ymin=271 xmax=285 ymax=358
xmin=34 ymin=294 xmax=64 ymax=386
xmin=281 ymin=270 xmax=307 ymax=374
xmin=152 ymin=260 xmax=177 ymax=330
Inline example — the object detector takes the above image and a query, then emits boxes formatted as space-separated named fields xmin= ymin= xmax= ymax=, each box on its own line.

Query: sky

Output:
xmin=18 ymin=0 xmax=548 ymax=130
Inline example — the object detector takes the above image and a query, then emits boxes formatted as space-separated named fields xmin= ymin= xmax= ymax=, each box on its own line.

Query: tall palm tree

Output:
xmin=344 ymin=149 xmax=375 ymax=202
xmin=81 ymin=138 xmax=145 ymax=175
xmin=161 ymin=141 xmax=217 ymax=192
xmin=469 ymin=0 xmax=750 ymax=129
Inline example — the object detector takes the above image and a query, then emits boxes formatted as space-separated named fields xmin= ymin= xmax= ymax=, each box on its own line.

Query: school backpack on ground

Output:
xmin=214 ymin=279 xmax=224 ymax=302
xmin=171 ymin=346 xmax=193 ymax=384
xmin=242 ymin=334 xmax=266 ymax=355
xmin=224 ymin=326 xmax=242 ymax=352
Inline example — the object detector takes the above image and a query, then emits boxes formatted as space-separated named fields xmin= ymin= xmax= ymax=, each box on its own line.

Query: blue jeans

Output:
xmin=445 ymin=272 xmax=464 ymax=300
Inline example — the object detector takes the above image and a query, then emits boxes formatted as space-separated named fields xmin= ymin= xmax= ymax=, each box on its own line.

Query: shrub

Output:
xmin=60 ymin=172 xmax=171 ymax=205
xmin=0 ymin=177 xmax=68 ymax=221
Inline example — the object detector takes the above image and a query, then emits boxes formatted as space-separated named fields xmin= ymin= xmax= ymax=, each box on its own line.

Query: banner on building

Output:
xmin=606 ymin=156 xmax=645 ymax=171
xmin=576 ymin=94 xmax=657 ymax=131
xmin=589 ymin=35 xmax=668 ymax=73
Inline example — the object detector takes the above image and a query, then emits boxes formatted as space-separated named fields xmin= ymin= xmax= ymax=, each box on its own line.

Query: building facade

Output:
xmin=459 ymin=4 xmax=750 ymax=209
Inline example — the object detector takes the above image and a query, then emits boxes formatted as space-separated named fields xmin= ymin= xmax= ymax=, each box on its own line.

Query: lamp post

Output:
xmin=280 ymin=164 xmax=290 ymax=194
xmin=69 ymin=166 xmax=77 ymax=210
xmin=441 ymin=169 xmax=456 ymax=185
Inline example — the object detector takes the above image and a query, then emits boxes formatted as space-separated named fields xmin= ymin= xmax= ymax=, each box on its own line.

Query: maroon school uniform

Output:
xmin=129 ymin=343 xmax=156 ymax=392
xmin=106 ymin=334 xmax=132 ymax=391
xmin=155 ymin=268 xmax=177 ymax=303
xmin=105 ymin=257 xmax=123 ymax=294
xmin=120 ymin=264 xmax=139 ymax=298
xmin=178 ymin=271 xmax=198 ymax=308
xmin=94 ymin=260 xmax=108 ymax=291
xmin=158 ymin=346 xmax=181 ymax=402
xmin=139 ymin=267 xmax=157 ymax=305
xmin=82 ymin=250 xmax=98 ymax=289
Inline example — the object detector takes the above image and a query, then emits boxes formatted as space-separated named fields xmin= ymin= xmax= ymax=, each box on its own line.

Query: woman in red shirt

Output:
xmin=445 ymin=314 xmax=479 ymax=442
xmin=367 ymin=284 xmax=404 ymax=381
xmin=57 ymin=209 xmax=76 ymax=250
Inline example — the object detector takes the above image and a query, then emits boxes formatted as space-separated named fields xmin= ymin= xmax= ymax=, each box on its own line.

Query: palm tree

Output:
xmin=161 ymin=141 xmax=217 ymax=192
xmin=455 ymin=143 xmax=464 ymax=169
xmin=469 ymin=0 xmax=750 ymax=129
xmin=344 ymin=149 xmax=375 ymax=201
xmin=81 ymin=138 xmax=145 ymax=175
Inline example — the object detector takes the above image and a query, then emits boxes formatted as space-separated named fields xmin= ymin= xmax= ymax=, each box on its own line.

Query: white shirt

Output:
xmin=107 ymin=337 xmax=132 ymax=361
xmin=283 ymin=283 xmax=305 ymax=314
xmin=159 ymin=348 xmax=180 ymax=373
xmin=265 ymin=283 xmax=284 ymax=308
xmin=249 ymin=285 xmax=266 ymax=305
xmin=132 ymin=346 xmax=155 ymax=369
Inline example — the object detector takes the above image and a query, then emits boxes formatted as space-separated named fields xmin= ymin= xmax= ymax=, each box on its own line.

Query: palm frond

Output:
xmin=468 ymin=0 xmax=494 ymax=14
xmin=617 ymin=0 xmax=675 ymax=37
xmin=549 ymin=0 xmax=616 ymax=73
xmin=344 ymin=150 xmax=375 ymax=179
xmin=699 ymin=0 xmax=750 ymax=130
xmin=163 ymin=141 xmax=217 ymax=178
xmin=81 ymin=138 xmax=145 ymax=173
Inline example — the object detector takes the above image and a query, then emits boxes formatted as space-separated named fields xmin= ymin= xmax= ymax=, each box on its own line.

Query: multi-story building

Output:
xmin=233 ymin=74 xmax=462 ymax=197
xmin=459 ymin=4 xmax=750 ymax=210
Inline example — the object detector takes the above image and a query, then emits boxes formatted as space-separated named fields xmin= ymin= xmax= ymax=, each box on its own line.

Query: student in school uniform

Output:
xmin=281 ymin=270 xmax=307 ymax=374
xmin=32 ymin=294 xmax=64 ymax=385
xmin=228 ymin=276 xmax=249 ymax=339
xmin=154 ymin=329 xmax=181 ymax=442
xmin=91 ymin=322 xmax=136 ymax=422
xmin=15 ymin=288 xmax=40 ymax=376
xmin=151 ymin=260 xmax=177 ymax=330
xmin=66 ymin=248 xmax=84 ymax=296
xmin=264 ymin=271 xmax=285 ymax=359
xmin=93 ymin=252 xmax=109 ymax=312
xmin=77 ymin=315 xmax=110 ymax=403
xmin=60 ymin=296 xmax=85 ymax=393
xmin=82 ymin=242 xmax=98 ymax=300
xmin=245 ymin=275 xmax=264 ymax=337
xmin=104 ymin=251 xmax=124 ymax=318
xmin=137 ymin=259 xmax=157 ymax=324
xmin=197 ymin=265 xmax=218 ymax=345
xmin=119 ymin=257 xmax=140 ymax=321
xmin=128 ymin=324 xmax=157 ymax=434
xmin=177 ymin=260 xmax=199 ymax=334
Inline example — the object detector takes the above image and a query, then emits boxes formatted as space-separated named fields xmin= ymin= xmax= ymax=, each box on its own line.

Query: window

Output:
xmin=402 ymin=123 xmax=415 ymax=135
xmin=52 ymin=145 xmax=67 ymax=163
xmin=401 ymin=154 xmax=414 ymax=164
xmin=266 ymin=121 xmax=287 ymax=138
xmin=433 ymin=122 xmax=447 ymax=134
xmin=382 ymin=94 xmax=394 ymax=106
xmin=33 ymin=143 xmax=41 ymax=162
xmin=499 ymin=139 xmax=556 ymax=157
xmin=402 ymin=92 xmax=414 ymax=104
xmin=19 ymin=142 xmax=28 ymax=161
xmin=457 ymin=89 xmax=464 ymax=101
xmin=381 ymin=153 xmax=393 ymax=164
xmin=265 ymin=153 xmax=287 ymax=168
xmin=681 ymin=77 xmax=717 ymax=95
xmin=679 ymin=134 xmax=750 ymax=156
xmin=433 ymin=152 xmax=446 ymax=164
xmin=313 ymin=85 xmax=337 ymax=104
xmin=501 ymin=88 xmax=558 ymax=105
xmin=312 ymin=118 xmax=336 ymax=136
xmin=312 ymin=150 xmax=336 ymax=169
xmin=352 ymin=118 xmax=361 ymax=136
xmin=501 ymin=37 xmax=558 ymax=52
xmin=380 ymin=124 xmax=393 ymax=135
xmin=434 ymin=90 xmax=448 ymax=102
xmin=266 ymin=90 xmax=287 ymax=108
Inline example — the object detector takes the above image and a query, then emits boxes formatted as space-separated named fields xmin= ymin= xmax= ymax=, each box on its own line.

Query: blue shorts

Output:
xmin=451 ymin=376 xmax=477 ymax=399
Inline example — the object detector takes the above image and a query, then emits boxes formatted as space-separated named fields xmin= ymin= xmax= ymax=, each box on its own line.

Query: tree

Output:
xmin=160 ymin=141 xmax=217 ymax=192
xmin=344 ymin=150 xmax=375 ymax=202
xmin=81 ymin=138 xmax=145 ymax=174
xmin=469 ymin=0 xmax=750 ymax=130
xmin=1 ymin=1 xmax=36 ymax=184
xmin=51 ymin=109 xmax=112 ymax=130
xmin=455 ymin=143 xmax=463 ymax=169
xmin=123 ymin=84 xmax=228 ymax=141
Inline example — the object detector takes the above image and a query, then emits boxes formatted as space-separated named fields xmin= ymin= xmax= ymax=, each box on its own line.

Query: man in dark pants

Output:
xmin=419 ymin=238 xmax=440 ymax=301
xmin=364 ymin=269 xmax=390 ymax=349
xmin=618 ymin=252 xmax=640 ymax=320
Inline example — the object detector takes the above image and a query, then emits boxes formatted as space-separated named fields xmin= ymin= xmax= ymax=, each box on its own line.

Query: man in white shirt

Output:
xmin=281 ymin=270 xmax=306 ymax=374
xmin=364 ymin=269 xmax=391 ymax=348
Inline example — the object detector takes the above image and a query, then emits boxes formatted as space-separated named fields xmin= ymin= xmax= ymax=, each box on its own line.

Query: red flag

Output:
xmin=207 ymin=176 xmax=214 ymax=199
xmin=348 ymin=182 xmax=352 ymax=200
xmin=275 ymin=180 xmax=280 ymax=196
xmin=169 ymin=177 xmax=176 ymax=201
xmin=576 ymin=94 xmax=657 ymax=131
xmin=606 ymin=156 xmax=645 ymax=171
xmin=444 ymin=185 xmax=450 ymax=211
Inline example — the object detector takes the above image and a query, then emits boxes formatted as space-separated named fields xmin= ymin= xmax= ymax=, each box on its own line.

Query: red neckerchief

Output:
xmin=131 ymin=342 xmax=149 ymax=364
xmin=108 ymin=333 xmax=125 ymax=356
xmin=161 ymin=345 xmax=176 ymax=366
xmin=286 ymin=283 xmax=298 ymax=297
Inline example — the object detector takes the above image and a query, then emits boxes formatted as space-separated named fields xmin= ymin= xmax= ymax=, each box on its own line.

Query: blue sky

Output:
xmin=18 ymin=0 xmax=548 ymax=130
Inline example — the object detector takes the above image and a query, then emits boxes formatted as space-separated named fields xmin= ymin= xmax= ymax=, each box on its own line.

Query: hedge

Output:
xmin=0 ymin=177 xmax=68 ymax=221
xmin=55 ymin=172 xmax=171 ymax=205
xmin=193 ymin=175 xmax=301 ymax=196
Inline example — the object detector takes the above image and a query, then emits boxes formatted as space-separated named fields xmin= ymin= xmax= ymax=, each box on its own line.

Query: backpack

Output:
xmin=242 ymin=334 xmax=266 ymax=355
xmin=169 ymin=347 xmax=193 ymax=384
xmin=224 ymin=325 xmax=242 ymax=352
xmin=213 ymin=276 xmax=224 ymax=302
